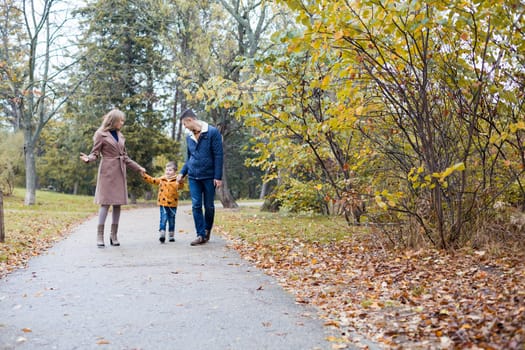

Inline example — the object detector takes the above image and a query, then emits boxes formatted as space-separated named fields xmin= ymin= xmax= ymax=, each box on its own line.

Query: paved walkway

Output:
xmin=0 ymin=204 xmax=342 ymax=350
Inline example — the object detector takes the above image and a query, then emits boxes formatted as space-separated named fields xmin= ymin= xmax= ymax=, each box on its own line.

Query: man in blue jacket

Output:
xmin=177 ymin=109 xmax=223 ymax=246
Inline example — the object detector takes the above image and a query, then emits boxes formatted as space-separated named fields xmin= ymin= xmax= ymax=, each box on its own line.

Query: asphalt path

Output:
xmin=0 ymin=203 xmax=345 ymax=350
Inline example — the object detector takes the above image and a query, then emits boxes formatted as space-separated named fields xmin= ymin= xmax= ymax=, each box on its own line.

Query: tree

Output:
xmin=0 ymin=130 xmax=24 ymax=194
xmin=0 ymin=0 xmax=81 ymax=204
xmin=0 ymin=190 xmax=4 ymax=243
xmin=159 ymin=0 xmax=242 ymax=206
xmin=0 ymin=0 xmax=26 ymax=130
xmin=199 ymin=1 xmax=297 ymax=205
xmin=73 ymin=0 xmax=178 ymax=200
xmin=274 ymin=0 xmax=525 ymax=248
xmin=36 ymin=116 xmax=86 ymax=194
xmin=228 ymin=35 xmax=370 ymax=221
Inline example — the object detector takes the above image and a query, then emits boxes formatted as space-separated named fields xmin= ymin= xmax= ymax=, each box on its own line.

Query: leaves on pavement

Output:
xmin=219 ymin=227 xmax=525 ymax=349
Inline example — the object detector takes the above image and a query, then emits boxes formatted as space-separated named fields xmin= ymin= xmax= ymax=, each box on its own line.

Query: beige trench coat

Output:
xmin=86 ymin=130 xmax=142 ymax=205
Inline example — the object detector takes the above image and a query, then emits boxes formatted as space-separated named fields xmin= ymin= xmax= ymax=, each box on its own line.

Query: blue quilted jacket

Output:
xmin=180 ymin=124 xmax=223 ymax=180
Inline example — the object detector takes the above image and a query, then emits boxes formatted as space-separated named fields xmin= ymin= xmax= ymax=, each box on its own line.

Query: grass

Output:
xmin=5 ymin=188 xmax=99 ymax=213
xmin=215 ymin=205 xmax=358 ymax=244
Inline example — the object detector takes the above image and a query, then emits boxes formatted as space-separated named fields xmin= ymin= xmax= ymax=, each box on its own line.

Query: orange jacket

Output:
xmin=143 ymin=174 xmax=183 ymax=207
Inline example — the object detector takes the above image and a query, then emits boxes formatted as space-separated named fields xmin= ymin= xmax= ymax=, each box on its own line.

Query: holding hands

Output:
xmin=79 ymin=152 xmax=89 ymax=163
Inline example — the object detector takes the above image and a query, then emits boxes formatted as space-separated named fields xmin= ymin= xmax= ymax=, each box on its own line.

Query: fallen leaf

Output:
xmin=324 ymin=320 xmax=340 ymax=328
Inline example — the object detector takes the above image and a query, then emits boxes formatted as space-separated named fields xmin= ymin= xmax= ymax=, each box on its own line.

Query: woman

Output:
xmin=80 ymin=109 xmax=145 ymax=247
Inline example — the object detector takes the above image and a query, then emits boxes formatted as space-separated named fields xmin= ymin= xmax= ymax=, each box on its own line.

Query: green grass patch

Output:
xmin=3 ymin=188 xmax=99 ymax=240
xmin=215 ymin=204 xmax=360 ymax=244
xmin=5 ymin=187 xmax=99 ymax=212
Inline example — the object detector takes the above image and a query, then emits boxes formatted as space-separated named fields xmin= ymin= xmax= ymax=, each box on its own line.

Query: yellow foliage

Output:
xmin=510 ymin=121 xmax=525 ymax=133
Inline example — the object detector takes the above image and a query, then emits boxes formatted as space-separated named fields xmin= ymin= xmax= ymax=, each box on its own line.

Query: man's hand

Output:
xmin=214 ymin=179 xmax=223 ymax=188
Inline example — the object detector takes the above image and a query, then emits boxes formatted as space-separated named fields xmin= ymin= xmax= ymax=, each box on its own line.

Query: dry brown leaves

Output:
xmin=219 ymin=230 xmax=525 ymax=349
xmin=0 ymin=215 xmax=83 ymax=279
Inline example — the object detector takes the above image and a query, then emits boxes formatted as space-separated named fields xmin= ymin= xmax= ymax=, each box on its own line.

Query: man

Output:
xmin=177 ymin=109 xmax=223 ymax=246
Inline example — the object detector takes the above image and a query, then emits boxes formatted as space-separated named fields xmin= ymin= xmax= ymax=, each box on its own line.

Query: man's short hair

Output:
xmin=180 ymin=108 xmax=197 ymax=120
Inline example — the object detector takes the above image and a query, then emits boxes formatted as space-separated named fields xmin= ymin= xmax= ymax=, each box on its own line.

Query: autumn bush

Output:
xmin=364 ymin=199 xmax=525 ymax=252
xmin=212 ymin=0 xmax=525 ymax=252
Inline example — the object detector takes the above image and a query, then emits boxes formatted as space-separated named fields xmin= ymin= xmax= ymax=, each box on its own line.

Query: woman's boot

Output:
xmin=97 ymin=225 xmax=105 ymax=248
xmin=110 ymin=224 xmax=120 ymax=246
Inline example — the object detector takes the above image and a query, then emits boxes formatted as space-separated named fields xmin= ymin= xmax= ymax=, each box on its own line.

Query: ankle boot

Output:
xmin=110 ymin=224 xmax=120 ymax=246
xmin=97 ymin=225 xmax=105 ymax=248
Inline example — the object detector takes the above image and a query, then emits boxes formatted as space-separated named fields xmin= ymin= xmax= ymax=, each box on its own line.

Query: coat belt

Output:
xmin=102 ymin=156 xmax=126 ymax=174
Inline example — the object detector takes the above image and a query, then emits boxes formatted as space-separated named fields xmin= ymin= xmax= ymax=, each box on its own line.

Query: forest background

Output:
xmin=2 ymin=0 xmax=524 ymax=248
xmin=1 ymin=0 xmax=525 ymax=348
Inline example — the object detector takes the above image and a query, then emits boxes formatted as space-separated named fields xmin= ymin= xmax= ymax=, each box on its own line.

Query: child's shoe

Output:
xmin=168 ymin=231 xmax=175 ymax=242
xmin=159 ymin=230 xmax=166 ymax=243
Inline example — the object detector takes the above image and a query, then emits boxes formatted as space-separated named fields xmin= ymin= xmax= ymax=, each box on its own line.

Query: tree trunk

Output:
xmin=172 ymin=86 xmax=179 ymax=140
xmin=259 ymin=181 xmax=269 ymax=200
xmin=24 ymin=142 xmax=37 ymax=205
xmin=259 ymin=168 xmax=271 ymax=199
xmin=0 ymin=191 xmax=5 ymax=243
xmin=216 ymin=161 xmax=238 ymax=209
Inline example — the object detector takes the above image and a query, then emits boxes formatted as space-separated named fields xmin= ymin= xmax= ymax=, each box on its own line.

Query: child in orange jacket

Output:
xmin=143 ymin=161 xmax=183 ymax=243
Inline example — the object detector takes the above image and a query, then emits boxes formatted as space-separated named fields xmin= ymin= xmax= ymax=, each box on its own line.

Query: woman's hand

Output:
xmin=79 ymin=153 xmax=89 ymax=163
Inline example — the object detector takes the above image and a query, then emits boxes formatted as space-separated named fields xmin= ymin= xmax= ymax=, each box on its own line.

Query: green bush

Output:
xmin=0 ymin=131 xmax=24 ymax=194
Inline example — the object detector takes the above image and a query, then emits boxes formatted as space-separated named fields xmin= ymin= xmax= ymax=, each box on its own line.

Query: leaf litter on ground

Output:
xmin=215 ymin=206 xmax=525 ymax=350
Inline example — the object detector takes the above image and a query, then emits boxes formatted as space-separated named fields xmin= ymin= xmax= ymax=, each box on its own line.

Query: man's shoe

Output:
xmin=168 ymin=232 xmax=175 ymax=242
xmin=190 ymin=236 xmax=205 ymax=246
xmin=159 ymin=230 xmax=166 ymax=243
xmin=204 ymin=229 xmax=211 ymax=242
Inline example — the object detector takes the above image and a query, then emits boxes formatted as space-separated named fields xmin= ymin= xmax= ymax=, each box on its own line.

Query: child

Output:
xmin=143 ymin=161 xmax=183 ymax=243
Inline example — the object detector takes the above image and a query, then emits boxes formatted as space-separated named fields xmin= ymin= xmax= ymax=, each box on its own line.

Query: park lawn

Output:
xmin=215 ymin=205 xmax=525 ymax=350
xmin=0 ymin=188 xmax=99 ymax=278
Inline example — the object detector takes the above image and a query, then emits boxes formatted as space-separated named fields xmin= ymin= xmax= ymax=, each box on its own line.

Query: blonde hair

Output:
xmin=99 ymin=109 xmax=125 ymax=132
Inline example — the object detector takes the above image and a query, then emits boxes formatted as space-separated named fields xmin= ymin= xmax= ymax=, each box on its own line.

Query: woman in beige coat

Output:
xmin=80 ymin=109 xmax=145 ymax=247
